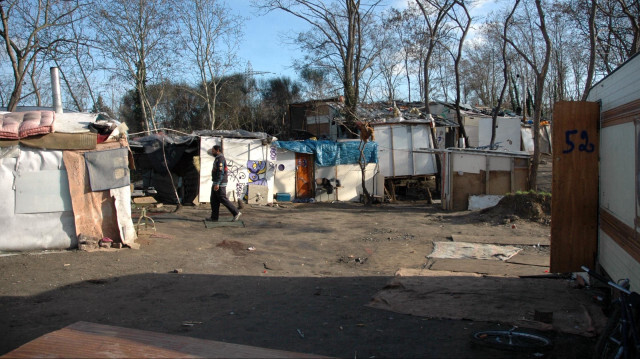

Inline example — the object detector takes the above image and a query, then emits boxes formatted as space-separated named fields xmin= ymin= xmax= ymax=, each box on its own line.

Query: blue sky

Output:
xmin=229 ymin=0 xmax=411 ymax=80
xmin=229 ymin=0 xmax=499 ymax=82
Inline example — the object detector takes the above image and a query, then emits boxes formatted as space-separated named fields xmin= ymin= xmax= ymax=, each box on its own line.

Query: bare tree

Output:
xmin=583 ymin=0 xmax=597 ymax=100
xmin=0 ymin=0 xmax=84 ymax=111
xmin=93 ymin=0 xmax=176 ymax=133
xmin=615 ymin=0 xmax=640 ymax=56
xmin=386 ymin=6 xmax=424 ymax=102
xmin=260 ymin=0 xmax=384 ymax=204
xmin=260 ymin=0 xmax=383 ymax=123
xmin=414 ymin=0 xmax=455 ymax=114
xmin=377 ymin=19 xmax=402 ymax=102
xmin=505 ymin=0 xmax=552 ymax=190
xmin=49 ymin=10 xmax=97 ymax=112
xmin=488 ymin=4 xmax=518 ymax=149
xmin=444 ymin=0 xmax=471 ymax=145
xmin=176 ymin=0 xmax=243 ymax=130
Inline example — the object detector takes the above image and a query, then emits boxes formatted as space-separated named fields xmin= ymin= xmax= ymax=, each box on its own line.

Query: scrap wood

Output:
xmin=2 ymin=321 xmax=329 ymax=358
xmin=450 ymin=234 xmax=550 ymax=246
xmin=506 ymin=253 xmax=550 ymax=267
xmin=429 ymin=258 xmax=548 ymax=277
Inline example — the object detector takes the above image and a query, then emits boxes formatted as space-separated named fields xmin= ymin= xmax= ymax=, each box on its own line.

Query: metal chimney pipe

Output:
xmin=50 ymin=67 xmax=63 ymax=114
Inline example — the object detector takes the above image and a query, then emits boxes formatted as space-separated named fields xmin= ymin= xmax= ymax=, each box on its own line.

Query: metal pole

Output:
xmin=50 ymin=67 xmax=63 ymax=114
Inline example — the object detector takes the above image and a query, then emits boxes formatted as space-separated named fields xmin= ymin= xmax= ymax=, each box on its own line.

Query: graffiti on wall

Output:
xmin=227 ymin=159 xmax=247 ymax=182
xmin=248 ymin=160 xmax=268 ymax=185
xmin=270 ymin=146 xmax=277 ymax=161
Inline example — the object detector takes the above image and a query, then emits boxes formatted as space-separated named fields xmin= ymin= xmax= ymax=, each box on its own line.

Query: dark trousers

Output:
xmin=210 ymin=186 xmax=238 ymax=220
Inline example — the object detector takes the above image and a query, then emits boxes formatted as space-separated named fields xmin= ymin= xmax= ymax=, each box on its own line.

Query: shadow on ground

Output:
xmin=1 ymin=273 xmax=595 ymax=358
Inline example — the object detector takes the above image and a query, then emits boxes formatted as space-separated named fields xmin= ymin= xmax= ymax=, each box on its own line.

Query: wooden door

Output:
xmin=550 ymin=101 xmax=600 ymax=273
xmin=295 ymin=153 xmax=314 ymax=198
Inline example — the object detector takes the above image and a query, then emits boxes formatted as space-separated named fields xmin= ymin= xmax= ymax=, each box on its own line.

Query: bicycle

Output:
xmin=582 ymin=266 xmax=640 ymax=359
xmin=471 ymin=326 xmax=553 ymax=352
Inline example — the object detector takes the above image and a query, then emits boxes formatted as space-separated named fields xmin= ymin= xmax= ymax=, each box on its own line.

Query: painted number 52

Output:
xmin=563 ymin=129 xmax=594 ymax=154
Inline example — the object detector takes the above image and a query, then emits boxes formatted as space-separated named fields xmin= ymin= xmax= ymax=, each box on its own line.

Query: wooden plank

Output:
xmin=133 ymin=196 xmax=157 ymax=204
xmin=600 ymin=208 xmax=640 ymax=263
xmin=2 ymin=322 xmax=329 ymax=359
xmin=506 ymin=253 xmax=550 ymax=267
xmin=429 ymin=258 xmax=549 ymax=277
xmin=551 ymin=101 xmax=600 ymax=273
xmin=451 ymin=234 xmax=550 ymax=246
xmin=452 ymin=172 xmax=483 ymax=211
xmin=602 ymin=97 xmax=640 ymax=128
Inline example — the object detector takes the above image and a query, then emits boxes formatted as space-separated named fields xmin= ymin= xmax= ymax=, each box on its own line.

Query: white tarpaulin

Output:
xmin=0 ymin=147 xmax=76 ymax=251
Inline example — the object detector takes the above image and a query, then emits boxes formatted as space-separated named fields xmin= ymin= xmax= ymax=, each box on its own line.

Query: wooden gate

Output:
xmin=550 ymin=101 xmax=600 ymax=273
xmin=295 ymin=153 xmax=314 ymax=199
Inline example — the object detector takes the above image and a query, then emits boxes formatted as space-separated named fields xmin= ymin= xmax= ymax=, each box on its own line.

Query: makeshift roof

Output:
xmin=129 ymin=129 xmax=275 ymax=149
xmin=275 ymin=139 xmax=378 ymax=167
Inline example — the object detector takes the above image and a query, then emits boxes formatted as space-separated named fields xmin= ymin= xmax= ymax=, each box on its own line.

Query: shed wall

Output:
xmin=375 ymin=124 xmax=437 ymax=177
xmin=588 ymin=53 xmax=640 ymax=289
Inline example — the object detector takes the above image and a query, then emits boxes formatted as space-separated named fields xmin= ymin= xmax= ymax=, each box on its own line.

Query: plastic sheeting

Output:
xmin=0 ymin=147 xmax=77 ymax=251
xmin=274 ymin=140 xmax=378 ymax=167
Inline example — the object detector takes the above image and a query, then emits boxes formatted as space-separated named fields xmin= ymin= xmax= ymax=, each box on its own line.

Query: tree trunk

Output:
xmin=359 ymin=140 xmax=371 ymax=205
xmin=7 ymin=81 xmax=22 ymax=112
xmin=423 ymin=51 xmax=432 ymax=115
xmin=581 ymin=0 xmax=597 ymax=101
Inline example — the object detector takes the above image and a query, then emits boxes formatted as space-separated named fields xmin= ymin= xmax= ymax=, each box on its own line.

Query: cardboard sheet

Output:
xmin=451 ymin=234 xmax=550 ymax=246
xmin=63 ymin=142 xmax=126 ymax=242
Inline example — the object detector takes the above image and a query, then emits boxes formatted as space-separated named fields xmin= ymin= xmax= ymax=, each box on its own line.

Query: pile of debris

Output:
xmin=481 ymin=191 xmax=551 ymax=224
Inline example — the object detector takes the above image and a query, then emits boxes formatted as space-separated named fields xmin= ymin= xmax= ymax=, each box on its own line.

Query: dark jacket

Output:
xmin=212 ymin=153 xmax=228 ymax=187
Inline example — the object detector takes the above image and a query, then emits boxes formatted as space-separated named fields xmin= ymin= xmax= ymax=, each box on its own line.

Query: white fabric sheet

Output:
xmin=0 ymin=147 xmax=76 ymax=251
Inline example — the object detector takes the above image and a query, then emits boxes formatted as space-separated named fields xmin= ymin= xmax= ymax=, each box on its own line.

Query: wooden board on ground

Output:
xmin=429 ymin=258 xmax=549 ymax=277
xmin=367 ymin=270 xmax=606 ymax=337
xmin=506 ymin=253 xmax=550 ymax=267
xmin=133 ymin=196 xmax=157 ymax=204
xmin=1 ymin=321 xmax=328 ymax=359
xmin=451 ymin=234 xmax=550 ymax=246
xmin=203 ymin=219 xmax=245 ymax=228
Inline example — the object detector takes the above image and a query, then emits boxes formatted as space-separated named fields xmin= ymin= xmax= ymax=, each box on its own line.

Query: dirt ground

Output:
xmin=0 ymin=199 xmax=597 ymax=358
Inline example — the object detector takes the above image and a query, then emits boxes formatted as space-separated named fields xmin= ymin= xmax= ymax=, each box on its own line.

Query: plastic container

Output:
xmin=276 ymin=193 xmax=291 ymax=202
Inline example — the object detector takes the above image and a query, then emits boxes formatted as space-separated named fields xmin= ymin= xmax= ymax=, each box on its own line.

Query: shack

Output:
xmin=273 ymin=139 xmax=379 ymax=202
xmin=0 ymin=111 xmax=136 ymax=251
xmin=587 ymin=52 xmax=640 ymax=289
xmin=287 ymin=97 xmax=350 ymax=140
xmin=130 ymin=130 xmax=276 ymax=206
xmin=438 ymin=148 xmax=531 ymax=211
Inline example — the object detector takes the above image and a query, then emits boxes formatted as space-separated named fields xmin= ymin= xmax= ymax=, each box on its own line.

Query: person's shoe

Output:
xmin=232 ymin=212 xmax=242 ymax=222
xmin=209 ymin=217 xmax=218 ymax=222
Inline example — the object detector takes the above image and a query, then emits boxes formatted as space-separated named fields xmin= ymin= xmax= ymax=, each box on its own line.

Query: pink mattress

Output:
xmin=0 ymin=111 xmax=55 ymax=139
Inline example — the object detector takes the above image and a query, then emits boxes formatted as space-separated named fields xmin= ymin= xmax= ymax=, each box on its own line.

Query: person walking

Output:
xmin=210 ymin=145 xmax=241 ymax=222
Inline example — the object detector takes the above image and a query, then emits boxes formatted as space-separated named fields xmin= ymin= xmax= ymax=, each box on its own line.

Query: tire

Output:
xmin=593 ymin=305 xmax=624 ymax=359
xmin=471 ymin=330 xmax=553 ymax=352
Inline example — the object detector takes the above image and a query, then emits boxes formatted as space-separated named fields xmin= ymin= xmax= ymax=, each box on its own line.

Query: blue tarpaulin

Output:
xmin=274 ymin=139 xmax=378 ymax=167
